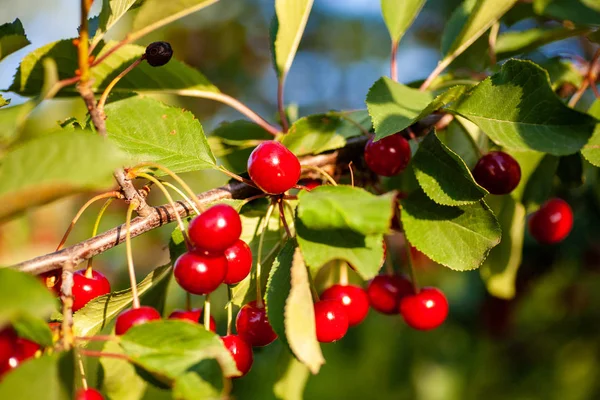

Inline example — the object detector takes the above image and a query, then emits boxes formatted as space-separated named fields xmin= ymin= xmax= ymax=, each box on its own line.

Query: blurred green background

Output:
xmin=2 ymin=0 xmax=600 ymax=399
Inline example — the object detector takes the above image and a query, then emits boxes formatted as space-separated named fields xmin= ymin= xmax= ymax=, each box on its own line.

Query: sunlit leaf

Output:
xmin=101 ymin=341 xmax=147 ymax=400
xmin=380 ymin=0 xmax=426 ymax=44
xmin=0 ymin=18 xmax=30 ymax=61
xmin=272 ymin=0 xmax=314 ymax=78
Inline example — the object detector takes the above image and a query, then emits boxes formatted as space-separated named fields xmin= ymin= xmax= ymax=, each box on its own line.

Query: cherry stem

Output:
xmin=56 ymin=191 xmax=121 ymax=251
xmin=125 ymin=202 xmax=141 ymax=309
xmin=301 ymin=165 xmax=337 ymax=186
xmin=161 ymin=181 xmax=201 ymax=215
xmin=348 ymin=161 xmax=355 ymax=187
xmin=80 ymin=350 xmax=129 ymax=360
xmin=132 ymin=162 xmax=205 ymax=212
xmin=278 ymin=199 xmax=292 ymax=238
xmin=256 ymin=202 xmax=276 ymax=307
xmin=404 ymin=238 xmax=419 ymax=293
xmin=488 ymin=22 xmax=499 ymax=66
xmin=186 ymin=292 xmax=192 ymax=312
xmin=244 ymin=193 xmax=269 ymax=204
xmin=384 ymin=241 xmax=394 ymax=275
xmin=217 ymin=165 xmax=259 ymax=189
xmin=75 ymin=335 xmax=116 ymax=342
xmin=569 ymin=48 xmax=600 ymax=107
xmin=390 ymin=40 xmax=399 ymax=82
xmin=227 ymin=286 xmax=233 ymax=336
xmin=86 ymin=197 xmax=115 ymax=276
xmin=339 ymin=262 xmax=349 ymax=286
xmin=307 ymin=267 xmax=320 ymax=302
xmin=419 ymin=57 xmax=453 ymax=91
xmin=203 ymin=294 xmax=211 ymax=331
xmin=97 ymin=57 xmax=144 ymax=115
xmin=76 ymin=350 xmax=88 ymax=390
xmin=277 ymin=78 xmax=289 ymax=132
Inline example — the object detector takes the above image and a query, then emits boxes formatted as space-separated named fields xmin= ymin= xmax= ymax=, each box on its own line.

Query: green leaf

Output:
xmin=0 ymin=269 xmax=56 ymax=330
xmin=366 ymin=77 xmax=466 ymax=140
xmin=297 ymin=186 xmax=395 ymax=235
xmin=273 ymin=353 xmax=310 ymax=400
xmin=92 ymin=0 xmax=139 ymax=46
xmin=132 ymin=0 xmax=220 ymax=40
xmin=0 ymin=129 xmax=129 ymax=221
xmin=208 ymin=121 xmax=272 ymax=173
xmin=480 ymin=195 xmax=525 ymax=299
xmin=282 ymin=111 xmax=370 ymax=156
xmin=0 ymin=19 xmax=30 ymax=61
xmin=272 ymin=0 xmax=314 ymax=77
xmin=0 ymin=352 xmax=73 ymax=400
xmin=533 ymin=0 xmax=600 ymax=25
xmin=541 ymin=56 xmax=584 ymax=90
xmin=173 ymin=372 xmax=221 ymax=400
xmin=120 ymin=320 xmax=238 ymax=382
xmin=400 ymin=190 xmax=501 ymax=271
xmin=101 ymin=340 xmax=147 ymax=400
xmin=380 ymin=0 xmax=426 ymax=44
xmin=0 ymin=95 xmax=9 ymax=108
xmin=582 ymin=100 xmax=600 ymax=167
xmin=73 ymin=264 xmax=172 ymax=337
xmin=412 ymin=131 xmax=487 ymax=205
xmin=438 ymin=116 xmax=486 ymax=169
xmin=449 ymin=59 xmax=596 ymax=155
xmin=12 ymin=314 xmax=54 ymax=348
xmin=442 ymin=0 xmax=518 ymax=59
xmin=496 ymin=26 xmax=591 ymax=60
xmin=508 ymin=150 xmax=546 ymax=201
xmin=105 ymin=96 xmax=216 ymax=173
xmin=521 ymin=154 xmax=559 ymax=212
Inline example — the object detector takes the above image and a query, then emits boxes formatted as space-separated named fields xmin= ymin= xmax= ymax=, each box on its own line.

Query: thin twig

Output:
xmin=81 ymin=350 xmax=129 ymax=360
xmin=97 ymin=57 xmax=144 ymax=116
xmin=277 ymin=79 xmax=289 ymax=132
xmin=390 ymin=40 xmax=399 ymax=82
xmin=278 ymin=199 xmax=292 ymax=238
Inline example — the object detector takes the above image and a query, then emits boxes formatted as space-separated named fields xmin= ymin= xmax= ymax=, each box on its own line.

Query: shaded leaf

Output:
xmin=73 ymin=264 xmax=172 ymax=337
xmin=449 ymin=60 xmax=596 ymax=155
xmin=12 ymin=314 xmax=54 ymax=348
xmin=273 ymin=353 xmax=310 ymax=400
xmin=173 ymin=372 xmax=221 ymax=400
xmin=0 ymin=269 xmax=57 ymax=330
xmin=0 ymin=19 xmax=30 ymax=61
xmin=480 ymin=195 xmax=526 ymax=299
xmin=582 ymin=100 xmax=600 ymax=167
xmin=272 ymin=0 xmax=314 ymax=77
xmin=380 ymin=0 xmax=426 ymax=44
xmin=521 ymin=154 xmax=559 ymax=213
xmin=105 ymin=96 xmax=216 ymax=173
xmin=438 ymin=116 xmax=486 ymax=169
xmin=533 ymin=0 xmax=600 ymax=25
xmin=101 ymin=340 xmax=147 ymax=400
xmin=0 ymin=129 xmax=129 ymax=221
xmin=412 ymin=131 xmax=487 ymax=205
xmin=400 ymin=190 xmax=501 ymax=271
xmin=496 ymin=26 xmax=591 ymax=60
xmin=541 ymin=56 xmax=584 ymax=90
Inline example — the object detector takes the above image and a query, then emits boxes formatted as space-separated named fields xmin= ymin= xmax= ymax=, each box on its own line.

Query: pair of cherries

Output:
xmin=0 ymin=327 xmax=41 ymax=380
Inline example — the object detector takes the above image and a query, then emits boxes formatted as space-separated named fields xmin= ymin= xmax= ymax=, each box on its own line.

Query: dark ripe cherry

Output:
xmin=72 ymin=269 xmax=111 ymax=312
xmin=0 ymin=337 xmax=40 ymax=379
xmin=320 ymin=284 xmax=369 ymax=327
xmin=223 ymin=240 xmax=253 ymax=285
xmin=472 ymin=151 xmax=521 ymax=195
xmin=314 ymin=300 xmax=349 ymax=343
xmin=0 ymin=328 xmax=17 ymax=365
xmin=364 ymin=133 xmax=411 ymax=177
xmin=247 ymin=141 xmax=301 ymax=194
xmin=39 ymin=270 xmax=61 ymax=295
xmin=367 ymin=274 xmax=414 ymax=315
xmin=221 ymin=335 xmax=253 ymax=377
xmin=299 ymin=179 xmax=321 ymax=191
xmin=400 ymin=287 xmax=449 ymax=330
xmin=75 ymin=388 xmax=105 ymax=400
xmin=174 ymin=251 xmax=228 ymax=295
xmin=168 ymin=308 xmax=216 ymax=332
xmin=188 ymin=204 xmax=242 ymax=253
xmin=528 ymin=198 xmax=573 ymax=244
xmin=144 ymin=41 xmax=173 ymax=67
xmin=115 ymin=306 xmax=161 ymax=335
xmin=235 ymin=300 xmax=277 ymax=347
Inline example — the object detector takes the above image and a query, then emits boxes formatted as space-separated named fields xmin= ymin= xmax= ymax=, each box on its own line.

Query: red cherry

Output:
xmin=364 ymin=134 xmax=411 ymax=177
xmin=115 ymin=306 xmax=161 ymax=335
xmin=168 ymin=308 xmax=216 ymax=332
xmin=235 ymin=301 xmax=277 ymax=347
xmin=0 ymin=328 xmax=17 ymax=365
xmin=247 ymin=141 xmax=301 ymax=194
xmin=320 ymin=284 xmax=369 ymax=327
xmin=223 ymin=240 xmax=253 ymax=285
xmin=400 ymin=287 xmax=449 ymax=330
xmin=174 ymin=251 xmax=228 ymax=295
xmin=0 ymin=338 xmax=40 ymax=379
xmin=221 ymin=335 xmax=253 ymax=377
xmin=299 ymin=179 xmax=321 ymax=191
xmin=473 ymin=151 xmax=521 ymax=195
xmin=72 ymin=269 xmax=111 ymax=312
xmin=39 ymin=270 xmax=62 ymax=295
xmin=314 ymin=300 xmax=349 ymax=343
xmin=367 ymin=274 xmax=414 ymax=315
xmin=188 ymin=204 xmax=242 ymax=253
xmin=528 ymin=198 xmax=573 ymax=244
xmin=75 ymin=388 xmax=104 ymax=400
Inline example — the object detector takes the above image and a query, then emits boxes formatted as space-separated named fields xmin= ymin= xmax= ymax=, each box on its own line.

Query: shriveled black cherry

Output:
xmin=314 ymin=300 xmax=348 ymax=343
xmin=247 ymin=141 xmax=301 ymax=194
xmin=188 ymin=204 xmax=242 ymax=253
xmin=72 ymin=269 xmax=111 ymax=312
xmin=115 ymin=306 xmax=161 ymax=335
xmin=472 ymin=151 xmax=521 ymax=195
xmin=144 ymin=41 xmax=173 ymax=67
xmin=221 ymin=334 xmax=253 ymax=377
xmin=364 ymin=133 xmax=411 ymax=177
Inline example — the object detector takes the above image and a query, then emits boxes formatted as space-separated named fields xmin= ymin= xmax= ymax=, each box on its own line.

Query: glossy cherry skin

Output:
xmin=223 ymin=240 xmax=253 ymax=285
xmin=528 ymin=198 xmax=573 ymax=244
xmin=174 ymin=251 xmax=228 ymax=295
xmin=320 ymin=284 xmax=369 ymax=327
xmin=364 ymin=134 xmax=411 ymax=177
xmin=236 ymin=300 xmax=277 ymax=347
xmin=221 ymin=335 xmax=253 ymax=377
xmin=314 ymin=300 xmax=349 ymax=343
xmin=247 ymin=141 xmax=301 ymax=194
xmin=0 ymin=338 xmax=40 ymax=379
xmin=188 ymin=204 xmax=242 ymax=253
xmin=400 ymin=287 xmax=449 ymax=330
xmin=367 ymin=274 xmax=414 ymax=315
xmin=299 ymin=179 xmax=321 ymax=191
xmin=72 ymin=269 xmax=111 ymax=312
xmin=168 ymin=308 xmax=216 ymax=332
xmin=115 ymin=306 xmax=161 ymax=335
xmin=75 ymin=388 xmax=105 ymax=400
xmin=473 ymin=151 xmax=521 ymax=195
